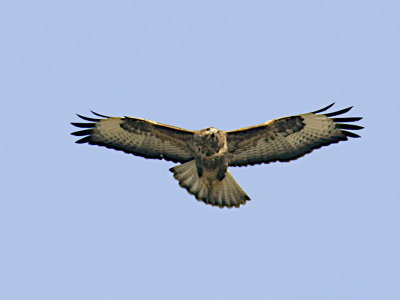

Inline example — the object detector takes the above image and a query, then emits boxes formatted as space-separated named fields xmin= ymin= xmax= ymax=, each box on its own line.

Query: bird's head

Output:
xmin=203 ymin=127 xmax=218 ymax=135
xmin=198 ymin=127 xmax=220 ymax=141
xmin=194 ymin=127 xmax=226 ymax=156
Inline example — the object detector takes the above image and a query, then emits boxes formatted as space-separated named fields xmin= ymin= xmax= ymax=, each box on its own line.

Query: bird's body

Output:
xmin=193 ymin=127 xmax=228 ymax=180
xmin=171 ymin=127 xmax=249 ymax=207
xmin=71 ymin=104 xmax=363 ymax=208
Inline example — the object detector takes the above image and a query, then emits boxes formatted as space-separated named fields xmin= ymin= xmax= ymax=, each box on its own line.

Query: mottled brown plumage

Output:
xmin=71 ymin=104 xmax=363 ymax=208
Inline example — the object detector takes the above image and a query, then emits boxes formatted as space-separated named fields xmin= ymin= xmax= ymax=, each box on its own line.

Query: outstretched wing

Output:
xmin=71 ymin=112 xmax=195 ymax=163
xmin=227 ymin=103 xmax=363 ymax=167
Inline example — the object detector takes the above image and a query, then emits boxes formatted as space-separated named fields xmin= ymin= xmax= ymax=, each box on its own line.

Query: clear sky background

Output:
xmin=1 ymin=1 xmax=399 ymax=299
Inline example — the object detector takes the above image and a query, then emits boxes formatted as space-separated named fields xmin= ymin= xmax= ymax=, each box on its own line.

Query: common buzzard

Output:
xmin=71 ymin=103 xmax=363 ymax=208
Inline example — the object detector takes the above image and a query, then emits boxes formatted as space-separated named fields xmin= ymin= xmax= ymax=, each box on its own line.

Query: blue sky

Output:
xmin=1 ymin=1 xmax=399 ymax=299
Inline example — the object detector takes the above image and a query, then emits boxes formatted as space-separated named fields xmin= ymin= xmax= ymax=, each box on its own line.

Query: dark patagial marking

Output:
xmin=121 ymin=118 xmax=194 ymax=144
xmin=121 ymin=118 xmax=149 ymax=134
xmin=273 ymin=116 xmax=304 ymax=136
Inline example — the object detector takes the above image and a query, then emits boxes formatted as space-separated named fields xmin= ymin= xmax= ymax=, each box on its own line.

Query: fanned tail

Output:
xmin=169 ymin=161 xmax=250 ymax=208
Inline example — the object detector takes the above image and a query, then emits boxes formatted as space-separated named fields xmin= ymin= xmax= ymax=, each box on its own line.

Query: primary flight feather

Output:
xmin=71 ymin=103 xmax=363 ymax=208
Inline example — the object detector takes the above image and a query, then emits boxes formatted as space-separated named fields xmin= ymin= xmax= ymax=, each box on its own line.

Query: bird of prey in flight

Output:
xmin=71 ymin=103 xmax=363 ymax=208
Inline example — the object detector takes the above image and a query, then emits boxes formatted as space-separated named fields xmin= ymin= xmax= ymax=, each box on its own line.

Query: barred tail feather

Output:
xmin=169 ymin=161 xmax=250 ymax=208
xmin=170 ymin=160 xmax=209 ymax=201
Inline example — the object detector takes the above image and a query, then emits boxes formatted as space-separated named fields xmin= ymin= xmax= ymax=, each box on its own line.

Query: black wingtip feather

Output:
xmin=341 ymin=130 xmax=361 ymax=138
xmin=76 ymin=114 xmax=100 ymax=122
xmin=71 ymin=122 xmax=96 ymax=128
xmin=323 ymin=106 xmax=363 ymax=138
xmin=336 ymin=124 xmax=364 ymax=130
xmin=312 ymin=103 xmax=335 ymax=114
xmin=90 ymin=111 xmax=110 ymax=118
xmin=332 ymin=117 xmax=363 ymax=122
xmin=71 ymin=129 xmax=93 ymax=136
xmin=75 ymin=136 xmax=91 ymax=144
xmin=325 ymin=106 xmax=353 ymax=117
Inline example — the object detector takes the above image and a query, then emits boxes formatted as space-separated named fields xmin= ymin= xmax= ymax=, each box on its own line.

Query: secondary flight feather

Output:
xmin=71 ymin=103 xmax=363 ymax=208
